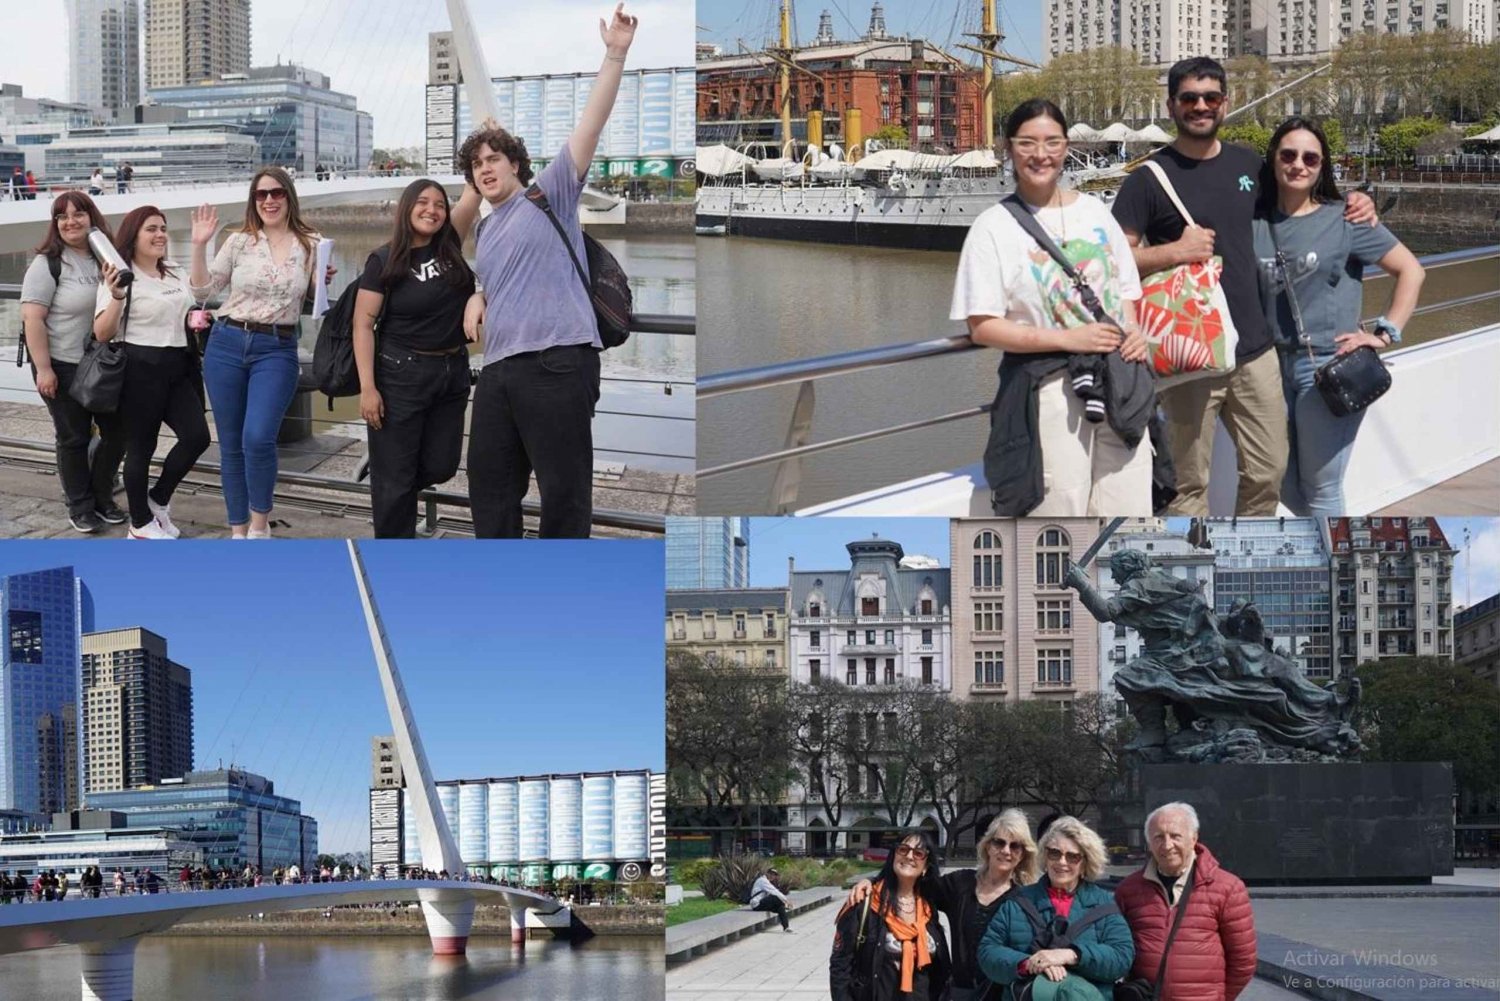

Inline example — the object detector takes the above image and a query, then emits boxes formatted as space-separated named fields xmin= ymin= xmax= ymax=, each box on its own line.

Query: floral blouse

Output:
xmin=192 ymin=229 xmax=320 ymax=326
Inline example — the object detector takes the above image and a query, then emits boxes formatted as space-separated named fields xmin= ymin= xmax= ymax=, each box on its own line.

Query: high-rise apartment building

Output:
xmin=946 ymin=519 xmax=1113 ymax=704
xmin=666 ymin=517 xmax=750 ymax=590
xmin=1331 ymin=517 xmax=1455 ymax=673
xmin=1204 ymin=518 xmax=1335 ymax=678
xmin=1049 ymin=0 xmax=1234 ymax=63
xmin=144 ymin=0 xmax=251 ymax=90
xmin=1 ymin=567 xmax=93 ymax=818
xmin=79 ymin=628 xmax=193 ymax=797
xmin=428 ymin=31 xmax=462 ymax=86
xmin=66 ymin=0 xmax=141 ymax=122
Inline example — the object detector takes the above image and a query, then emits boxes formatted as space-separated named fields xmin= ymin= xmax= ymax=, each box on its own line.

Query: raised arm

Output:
xmin=451 ymin=183 xmax=483 ymax=242
xmin=1122 ymin=224 xmax=1215 ymax=276
xmin=567 ymin=3 xmax=639 ymax=179
xmin=188 ymin=204 xmax=220 ymax=294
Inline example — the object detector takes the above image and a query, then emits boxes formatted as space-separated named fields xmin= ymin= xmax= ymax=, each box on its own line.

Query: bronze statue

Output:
xmin=1064 ymin=548 xmax=1361 ymax=763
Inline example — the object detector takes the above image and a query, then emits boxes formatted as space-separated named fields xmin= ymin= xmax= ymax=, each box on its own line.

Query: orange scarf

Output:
xmin=870 ymin=882 xmax=934 ymax=993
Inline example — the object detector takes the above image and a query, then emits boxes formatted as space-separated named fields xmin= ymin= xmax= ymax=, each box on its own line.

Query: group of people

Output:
xmin=957 ymin=56 xmax=1424 ymax=519
xmin=829 ymin=802 xmax=1256 ymax=1001
xmin=85 ymin=162 xmax=134 ymax=196
xmin=21 ymin=4 xmax=638 ymax=539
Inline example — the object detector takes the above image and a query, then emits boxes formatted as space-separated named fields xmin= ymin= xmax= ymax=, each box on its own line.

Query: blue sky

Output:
xmin=748 ymin=517 xmax=951 ymax=586
xmin=697 ymin=0 xmax=1047 ymax=70
xmin=0 ymin=541 xmax=664 ymax=855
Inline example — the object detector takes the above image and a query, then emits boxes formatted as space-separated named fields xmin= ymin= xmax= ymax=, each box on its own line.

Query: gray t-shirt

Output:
xmin=19 ymin=248 xmax=101 ymax=364
xmin=473 ymin=145 xmax=600 ymax=365
xmin=1253 ymin=203 xmax=1398 ymax=354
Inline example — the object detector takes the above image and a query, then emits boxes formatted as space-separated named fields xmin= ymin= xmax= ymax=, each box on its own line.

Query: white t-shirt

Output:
xmin=950 ymin=192 xmax=1142 ymax=331
xmin=94 ymin=266 xmax=193 ymax=349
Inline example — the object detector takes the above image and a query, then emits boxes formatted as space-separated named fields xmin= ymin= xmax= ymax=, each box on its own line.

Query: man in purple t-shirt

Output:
xmin=451 ymin=4 xmax=639 ymax=539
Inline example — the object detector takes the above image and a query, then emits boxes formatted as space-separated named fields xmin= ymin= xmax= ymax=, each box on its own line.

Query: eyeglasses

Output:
xmin=894 ymin=845 xmax=929 ymax=860
xmin=1045 ymin=847 xmax=1084 ymax=865
xmin=1010 ymin=138 xmax=1068 ymax=155
xmin=1277 ymin=148 xmax=1323 ymax=169
xmin=54 ymin=212 xmax=90 ymax=222
xmin=252 ymin=188 xmax=289 ymax=203
xmin=989 ymin=839 xmax=1027 ymax=854
xmin=1174 ymin=90 xmax=1225 ymax=109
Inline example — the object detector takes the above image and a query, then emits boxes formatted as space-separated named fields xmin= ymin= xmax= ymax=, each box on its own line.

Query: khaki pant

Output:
xmin=1031 ymin=372 xmax=1154 ymax=515
xmin=1158 ymin=348 xmax=1288 ymax=516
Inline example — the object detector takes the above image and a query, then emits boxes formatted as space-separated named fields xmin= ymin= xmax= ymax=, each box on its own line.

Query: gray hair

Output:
xmin=1144 ymin=802 xmax=1200 ymax=840
xmin=1037 ymin=816 xmax=1109 ymax=883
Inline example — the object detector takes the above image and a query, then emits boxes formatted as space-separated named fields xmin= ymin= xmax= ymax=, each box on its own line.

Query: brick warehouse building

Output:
xmin=696 ymin=6 xmax=987 ymax=151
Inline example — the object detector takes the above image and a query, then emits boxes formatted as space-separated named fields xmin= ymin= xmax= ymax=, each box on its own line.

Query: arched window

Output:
xmin=1035 ymin=527 xmax=1072 ymax=586
xmin=973 ymin=530 xmax=1003 ymax=589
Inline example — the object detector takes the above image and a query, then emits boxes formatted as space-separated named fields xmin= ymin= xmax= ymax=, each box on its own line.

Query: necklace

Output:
xmin=1037 ymin=188 xmax=1068 ymax=246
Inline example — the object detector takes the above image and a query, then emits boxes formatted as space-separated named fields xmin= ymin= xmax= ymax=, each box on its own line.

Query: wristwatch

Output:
xmin=1372 ymin=316 xmax=1402 ymax=345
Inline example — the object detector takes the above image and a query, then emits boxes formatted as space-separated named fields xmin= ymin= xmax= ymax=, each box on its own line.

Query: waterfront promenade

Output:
xmin=666 ymin=870 xmax=1500 ymax=1001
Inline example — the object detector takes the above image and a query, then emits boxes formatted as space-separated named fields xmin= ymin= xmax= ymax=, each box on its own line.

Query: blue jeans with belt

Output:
xmin=201 ymin=319 xmax=301 ymax=525
xmin=1280 ymin=347 xmax=1366 ymax=518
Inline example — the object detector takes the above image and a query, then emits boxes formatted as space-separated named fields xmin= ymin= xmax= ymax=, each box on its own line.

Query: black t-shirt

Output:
xmin=358 ymin=244 xmax=473 ymax=353
xmin=1111 ymin=143 xmax=1271 ymax=361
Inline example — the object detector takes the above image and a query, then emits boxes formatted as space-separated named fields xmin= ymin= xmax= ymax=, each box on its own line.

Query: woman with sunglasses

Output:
xmin=1252 ymin=117 xmax=1424 ymax=517
xmin=831 ymin=830 xmax=952 ymax=1000
xmin=94 ymin=207 xmax=211 ymax=539
xmin=978 ymin=816 xmax=1133 ymax=1001
xmin=353 ymin=179 xmax=477 ymax=538
xmin=19 ymin=191 xmax=127 ymax=533
xmin=845 ymin=811 xmax=1038 ymax=1000
xmin=953 ymin=99 xmax=1154 ymax=517
xmin=188 ymin=167 xmax=323 ymax=538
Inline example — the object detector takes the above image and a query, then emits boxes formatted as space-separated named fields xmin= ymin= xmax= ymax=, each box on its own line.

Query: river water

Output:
xmin=696 ymin=234 xmax=1500 ymax=514
xmin=0 ymin=934 xmax=663 ymax=1001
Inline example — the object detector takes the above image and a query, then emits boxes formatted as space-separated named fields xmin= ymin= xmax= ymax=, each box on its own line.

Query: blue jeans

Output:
xmin=201 ymin=320 xmax=301 ymax=525
xmin=1280 ymin=348 xmax=1366 ymax=518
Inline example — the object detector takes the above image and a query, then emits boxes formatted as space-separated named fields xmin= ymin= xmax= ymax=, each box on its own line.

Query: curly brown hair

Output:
xmin=458 ymin=127 xmax=533 ymax=187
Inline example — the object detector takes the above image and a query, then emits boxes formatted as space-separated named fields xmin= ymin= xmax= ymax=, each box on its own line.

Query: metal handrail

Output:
xmin=697 ymin=244 xmax=1500 ymax=479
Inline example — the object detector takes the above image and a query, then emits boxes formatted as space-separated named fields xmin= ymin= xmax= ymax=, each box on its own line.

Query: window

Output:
xmin=765 ymin=650 xmax=777 ymax=668
xmin=921 ymin=628 xmax=933 ymax=646
xmin=766 ymin=613 xmax=777 ymax=635
xmin=921 ymin=598 xmax=934 ymax=615
xmin=884 ymin=629 xmax=895 ymax=645
xmin=974 ymin=650 xmax=1004 ymax=686
xmin=810 ymin=659 xmax=821 ymax=680
xmin=865 ymin=629 xmax=876 ymax=645
xmin=671 ymin=613 xmax=686 ymax=640
xmin=847 ymin=660 xmax=857 ymax=684
xmin=1036 ymin=599 xmax=1072 ymax=632
xmin=866 ymin=658 xmax=876 ymax=685
xmin=1423 ymin=631 xmax=1431 ymax=645
xmin=847 ymin=630 xmax=856 ymax=646
xmin=974 ymin=601 xmax=1003 ymax=633
xmin=1362 ymin=632 xmax=1372 ymax=646
xmin=867 ymin=764 xmax=880 ymax=793
xmin=735 ymin=614 xmax=746 ymax=635
xmin=810 ymin=602 xmax=822 ymax=617
xmin=884 ymin=658 xmax=896 ymax=684
xmin=1114 ymin=645 xmax=1126 ymax=662
xmin=704 ymin=614 xmax=717 ymax=639
xmin=973 ymin=531 xmax=1003 ymax=587
xmin=848 ymin=763 xmax=860 ymax=794
xmin=1036 ymin=648 xmax=1073 ymax=685
xmin=1035 ymin=528 xmax=1072 ymax=586
xmin=862 ymin=597 xmax=879 ymax=616
xmin=921 ymin=657 xmax=934 ymax=684
xmin=811 ymin=629 xmax=821 ymax=649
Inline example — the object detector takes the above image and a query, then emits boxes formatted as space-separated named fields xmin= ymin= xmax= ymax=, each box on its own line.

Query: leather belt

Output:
xmin=223 ymin=317 xmax=298 ymax=337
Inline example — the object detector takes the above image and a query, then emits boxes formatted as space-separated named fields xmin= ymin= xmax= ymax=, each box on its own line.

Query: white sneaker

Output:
xmin=128 ymin=519 xmax=175 ymax=540
xmin=247 ymin=526 xmax=272 ymax=539
xmin=147 ymin=496 xmax=181 ymax=538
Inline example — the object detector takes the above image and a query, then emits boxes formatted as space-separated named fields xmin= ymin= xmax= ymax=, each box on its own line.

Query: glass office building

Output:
xmin=1 ymin=567 xmax=93 ymax=818
xmin=666 ymin=517 xmax=750 ymax=590
xmin=86 ymin=768 xmax=318 ymax=871
xmin=425 ymin=67 xmax=695 ymax=179
xmin=1205 ymin=518 xmax=1334 ymax=678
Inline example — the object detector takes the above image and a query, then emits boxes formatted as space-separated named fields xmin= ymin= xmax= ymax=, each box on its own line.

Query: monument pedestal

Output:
xmin=1140 ymin=762 xmax=1453 ymax=885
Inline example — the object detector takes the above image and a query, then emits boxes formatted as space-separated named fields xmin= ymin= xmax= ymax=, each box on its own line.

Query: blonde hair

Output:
xmin=976 ymin=808 xmax=1039 ymax=885
xmin=1038 ymin=815 xmax=1109 ymax=883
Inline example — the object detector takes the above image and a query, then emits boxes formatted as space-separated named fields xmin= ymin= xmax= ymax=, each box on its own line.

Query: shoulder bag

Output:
xmin=69 ymin=284 xmax=130 ymax=413
xmin=1266 ymin=215 xmax=1390 ymax=417
xmin=1000 ymin=194 xmax=1126 ymax=330
xmin=1114 ymin=870 xmax=1196 ymax=1001
xmin=1135 ymin=160 xmax=1240 ymax=386
xmin=522 ymin=184 xmax=633 ymax=348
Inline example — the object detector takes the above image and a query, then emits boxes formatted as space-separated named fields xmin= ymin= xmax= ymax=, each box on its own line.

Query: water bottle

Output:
xmin=86 ymin=227 xmax=133 ymax=287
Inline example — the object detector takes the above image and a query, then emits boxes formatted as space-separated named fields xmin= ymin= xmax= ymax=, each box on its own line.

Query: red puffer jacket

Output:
xmin=1113 ymin=843 xmax=1257 ymax=1001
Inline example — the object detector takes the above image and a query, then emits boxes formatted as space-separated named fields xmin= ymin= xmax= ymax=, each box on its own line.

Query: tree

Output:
xmin=1377 ymin=117 xmax=1448 ymax=164
xmin=868 ymin=124 xmax=909 ymax=148
xmin=1355 ymin=657 xmax=1500 ymax=801
xmin=1225 ymin=56 xmax=1278 ymax=126
xmin=787 ymin=679 xmax=859 ymax=839
xmin=1014 ymin=695 xmax=1133 ymax=818
xmin=1219 ymin=122 xmax=1272 ymax=156
xmin=1321 ymin=118 xmax=1347 ymax=158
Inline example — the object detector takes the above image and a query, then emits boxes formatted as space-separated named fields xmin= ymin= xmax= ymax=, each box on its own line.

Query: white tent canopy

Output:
xmin=1133 ymin=123 xmax=1173 ymax=143
xmin=1095 ymin=122 xmax=1133 ymax=142
xmin=1467 ymin=125 xmax=1500 ymax=142
xmin=1067 ymin=123 xmax=1099 ymax=141
xmin=948 ymin=149 xmax=1001 ymax=169
xmin=855 ymin=148 xmax=923 ymax=171
xmin=695 ymin=144 xmax=755 ymax=177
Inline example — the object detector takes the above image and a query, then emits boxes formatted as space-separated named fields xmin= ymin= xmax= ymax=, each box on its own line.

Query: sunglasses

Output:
xmin=1174 ymin=90 xmax=1225 ymax=109
xmin=1045 ymin=847 xmax=1084 ymax=865
xmin=989 ymin=839 xmax=1027 ymax=854
xmin=1277 ymin=148 xmax=1323 ymax=169
xmin=894 ymin=845 xmax=930 ymax=860
xmin=253 ymin=187 xmax=289 ymax=203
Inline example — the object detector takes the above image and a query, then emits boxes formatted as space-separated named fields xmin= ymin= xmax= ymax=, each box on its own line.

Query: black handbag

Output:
xmin=1115 ymin=868 xmax=1196 ymax=1001
xmin=69 ymin=284 xmax=131 ymax=413
xmin=1268 ymin=217 xmax=1391 ymax=417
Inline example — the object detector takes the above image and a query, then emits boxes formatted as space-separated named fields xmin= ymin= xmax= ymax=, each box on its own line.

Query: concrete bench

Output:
xmin=665 ymin=886 xmax=844 ymax=965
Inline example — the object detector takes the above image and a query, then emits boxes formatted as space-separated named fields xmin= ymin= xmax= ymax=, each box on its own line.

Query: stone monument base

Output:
xmin=1140 ymin=762 xmax=1453 ymax=885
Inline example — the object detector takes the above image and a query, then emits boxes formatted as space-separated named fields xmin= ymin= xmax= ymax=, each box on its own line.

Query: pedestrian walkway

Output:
xmin=667 ymin=888 xmax=842 ymax=964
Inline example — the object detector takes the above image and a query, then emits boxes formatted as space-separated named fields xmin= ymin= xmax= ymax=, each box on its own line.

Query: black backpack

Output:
xmin=312 ymin=247 xmax=388 ymax=403
xmin=15 ymin=253 xmax=64 ymax=367
xmin=478 ymin=186 xmax=631 ymax=348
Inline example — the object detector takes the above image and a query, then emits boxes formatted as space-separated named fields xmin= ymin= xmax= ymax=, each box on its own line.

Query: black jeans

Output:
xmin=753 ymin=895 xmax=789 ymax=929
xmin=467 ymin=344 xmax=600 ymax=539
xmin=120 ymin=345 xmax=211 ymax=529
xmin=367 ymin=348 xmax=470 ymax=538
xmin=34 ymin=360 xmax=125 ymax=518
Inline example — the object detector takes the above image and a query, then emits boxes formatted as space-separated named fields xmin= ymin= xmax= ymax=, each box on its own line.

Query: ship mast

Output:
xmin=775 ymin=0 xmax=794 ymax=152
xmin=979 ymin=0 xmax=998 ymax=150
